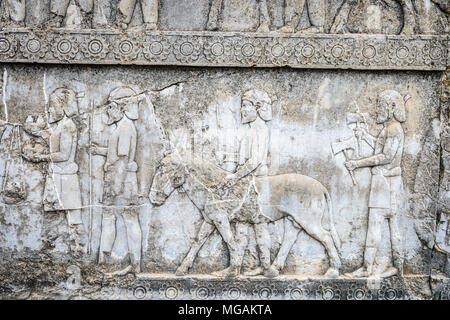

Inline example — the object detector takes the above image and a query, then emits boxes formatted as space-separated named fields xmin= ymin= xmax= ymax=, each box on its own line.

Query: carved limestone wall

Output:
xmin=0 ymin=0 xmax=448 ymax=300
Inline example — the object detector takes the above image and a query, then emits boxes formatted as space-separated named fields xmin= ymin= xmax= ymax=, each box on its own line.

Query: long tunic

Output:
xmin=43 ymin=117 xmax=82 ymax=211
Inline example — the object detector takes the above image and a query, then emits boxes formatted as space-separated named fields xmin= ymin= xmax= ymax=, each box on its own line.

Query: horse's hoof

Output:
xmin=175 ymin=269 xmax=187 ymax=276
xmin=324 ymin=268 xmax=339 ymax=279
xmin=212 ymin=267 xmax=239 ymax=278
xmin=243 ymin=267 xmax=264 ymax=277
xmin=264 ymin=266 xmax=279 ymax=279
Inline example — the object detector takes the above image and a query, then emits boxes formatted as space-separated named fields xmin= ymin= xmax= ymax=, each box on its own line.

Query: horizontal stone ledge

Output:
xmin=0 ymin=30 xmax=447 ymax=71
xmin=43 ymin=275 xmax=443 ymax=300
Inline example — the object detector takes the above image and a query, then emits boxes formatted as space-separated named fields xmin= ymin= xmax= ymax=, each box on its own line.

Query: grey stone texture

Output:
xmin=0 ymin=0 xmax=448 ymax=300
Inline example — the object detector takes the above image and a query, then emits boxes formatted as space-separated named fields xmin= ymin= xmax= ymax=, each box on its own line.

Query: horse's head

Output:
xmin=149 ymin=151 xmax=186 ymax=206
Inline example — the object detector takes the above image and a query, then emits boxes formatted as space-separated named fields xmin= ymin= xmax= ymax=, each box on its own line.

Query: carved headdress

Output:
xmin=378 ymin=89 xmax=407 ymax=123
xmin=49 ymin=88 xmax=78 ymax=120
xmin=242 ymin=89 xmax=271 ymax=105
xmin=108 ymin=86 xmax=139 ymax=120
xmin=242 ymin=89 xmax=273 ymax=121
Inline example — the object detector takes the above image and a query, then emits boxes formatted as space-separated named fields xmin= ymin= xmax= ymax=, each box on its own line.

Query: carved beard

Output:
xmin=258 ymin=105 xmax=273 ymax=121
xmin=48 ymin=107 xmax=64 ymax=124
xmin=106 ymin=108 xmax=124 ymax=125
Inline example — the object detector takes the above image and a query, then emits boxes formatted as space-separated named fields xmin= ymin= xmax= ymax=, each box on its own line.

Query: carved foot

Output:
xmin=243 ymin=267 xmax=264 ymax=277
xmin=206 ymin=20 xmax=218 ymax=31
xmin=128 ymin=23 xmax=158 ymax=32
xmin=175 ymin=266 xmax=188 ymax=276
xmin=212 ymin=266 xmax=239 ymax=279
xmin=399 ymin=27 xmax=414 ymax=36
xmin=45 ymin=14 xmax=64 ymax=28
xmin=344 ymin=266 xmax=369 ymax=278
xmin=98 ymin=251 xmax=108 ymax=265
xmin=143 ymin=23 xmax=158 ymax=31
xmin=277 ymin=26 xmax=295 ymax=34
xmin=377 ymin=267 xmax=399 ymax=279
xmin=296 ymin=26 xmax=324 ymax=34
xmin=105 ymin=265 xmax=133 ymax=277
xmin=324 ymin=267 xmax=339 ymax=279
xmin=256 ymin=24 xmax=270 ymax=33
xmin=264 ymin=266 xmax=280 ymax=278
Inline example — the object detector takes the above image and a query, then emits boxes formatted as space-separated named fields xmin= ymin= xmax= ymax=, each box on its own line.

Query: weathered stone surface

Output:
xmin=0 ymin=0 xmax=448 ymax=300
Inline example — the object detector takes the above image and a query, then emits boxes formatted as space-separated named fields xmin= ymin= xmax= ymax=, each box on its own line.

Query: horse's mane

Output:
xmin=185 ymin=153 xmax=229 ymax=177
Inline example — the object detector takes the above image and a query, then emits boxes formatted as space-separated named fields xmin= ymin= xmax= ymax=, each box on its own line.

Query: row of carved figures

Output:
xmin=2 ymin=82 xmax=441 ymax=280
xmin=0 ymin=0 xmax=448 ymax=34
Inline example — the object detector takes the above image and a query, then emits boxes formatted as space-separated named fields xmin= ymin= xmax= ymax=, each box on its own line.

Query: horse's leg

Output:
xmin=289 ymin=211 xmax=341 ymax=278
xmin=209 ymin=211 xmax=240 ymax=278
xmin=233 ymin=222 xmax=250 ymax=272
xmin=272 ymin=217 xmax=301 ymax=275
xmin=175 ymin=221 xmax=215 ymax=276
xmin=252 ymin=222 xmax=280 ymax=278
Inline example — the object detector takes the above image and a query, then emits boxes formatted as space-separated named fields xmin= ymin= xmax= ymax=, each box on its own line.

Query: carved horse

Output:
xmin=149 ymin=151 xmax=342 ymax=278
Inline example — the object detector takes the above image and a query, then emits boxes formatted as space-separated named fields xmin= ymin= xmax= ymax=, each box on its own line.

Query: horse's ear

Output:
xmin=167 ymin=132 xmax=176 ymax=150
xmin=163 ymin=149 xmax=172 ymax=157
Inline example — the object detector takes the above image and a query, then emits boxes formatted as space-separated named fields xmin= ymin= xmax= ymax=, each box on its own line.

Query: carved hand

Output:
xmin=104 ymin=162 xmax=111 ymax=172
xmin=22 ymin=151 xmax=48 ymax=163
xmin=256 ymin=24 xmax=270 ymax=33
xmin=90 ymin=144 xmax=99 ymax=155
xmin=354 ymin=127 xmax=366 ymax=140
xmin=345 ymin=160 xmax=358 ymax=171
xmin=137 ymin=193 xmax=149 ymax=205
xmin=222 ymin=173 xmax=238 ymax=189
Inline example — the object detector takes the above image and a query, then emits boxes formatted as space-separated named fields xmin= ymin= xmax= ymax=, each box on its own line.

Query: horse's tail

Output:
xmin=324 ymin=189 xmax=341 ymax=250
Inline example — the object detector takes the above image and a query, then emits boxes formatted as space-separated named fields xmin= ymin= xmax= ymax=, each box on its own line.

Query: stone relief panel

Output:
xmin=0 ymin=65 xmax=443 ymax=291
xmin=0 ymin=2 xmax=447 ymax=303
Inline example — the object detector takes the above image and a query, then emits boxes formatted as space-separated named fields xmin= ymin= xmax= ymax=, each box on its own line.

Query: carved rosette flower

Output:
xmin=221 ymin=284 xmax=246 ymax=300
xmin=113 ymin=35 xmax=141 ymax=62
xmin=190 ymin=284 xmax=216 ymax=300
xmin=51 ymin=36 xmax=79 ymax=61
xmin=203 ymin=37 xmax=233 ymax=64
xmin=356 ymin=40 xmax=384 ymax=67
xmin=158 ymin=281 xmax=184 ymax=299
xmin=387 ymin=42 xmax=417 ymax=67
xmin=315 ymin=284 xmax=341 ymax=300
xmin=346 ymin=284 xmax=373 ymax=300
xmin=421 ymin=40 xmax=446 ymax=67
xmin=133 ymin=286 xmax=151 ymax=299
xmin=234 ymin=38 xmax=264 ymax=65
xmin=285 ymin=284 xmax=310 ymax=300
xmin=0 ymin=33 xmax=18 ymax=59
xmin=323 ymin=39 xmax=353 ymax=66
xmin=264 ymin=39 xmax=293 ymax=66
xmin=173 ymin=37 xmax=202 ymax=64
xmin=294 ymin=39 xmax=321 ymax=65
xmin=377 ymin=285 xmax=399 ymax=300
xmin=19 ymin=34 xmax=48 ymax=60
xmin=252 ymin=284 xmax=278 ymax=299
xmin=81 ymin=35 xmax=110 ymax=61
xmin=143 ymin=35 xmax=171 ymax=62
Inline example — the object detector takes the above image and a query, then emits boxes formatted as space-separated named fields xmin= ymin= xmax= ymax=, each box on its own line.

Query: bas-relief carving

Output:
xmin=0 ymin=65 xmax=447 ymax=299
xmin=0 ymin=0 xmax=447 ymax=34
xmin=22 ymin=88 xmax=85 ymax=255
xmin=154 ymin=89 xmax=341 ymax=279
xmin=0 ymin=0 xmax=25 ymax=28
xmin=344 ymin=90 xmax=408 ymax=278
xmin=0 ymin=3 xmax=447 ymax=301
xmin=0 ymin=68 xmax=437 ymax=276
xmin=91 ymin=87 xmax=143 ymax=274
